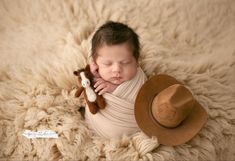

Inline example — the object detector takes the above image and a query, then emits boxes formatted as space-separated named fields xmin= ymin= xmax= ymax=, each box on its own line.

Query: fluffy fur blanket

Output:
xmin=0 ymin=0 xmax=235 ymax=160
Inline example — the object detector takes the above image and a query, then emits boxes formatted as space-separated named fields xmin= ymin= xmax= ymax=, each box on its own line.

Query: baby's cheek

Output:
xmin=97 ymin=67 xmax=107 ymax=76
xmin=126 ymin=68 xmax=138 ymax=80
xmin=98 ymin=69 xmax=110 ymax=80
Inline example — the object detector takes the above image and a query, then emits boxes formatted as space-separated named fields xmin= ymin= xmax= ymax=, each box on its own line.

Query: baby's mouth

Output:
xmin=111 ymin=77 xmax=123 ymax=85
xmin=111 ymin=77 xmax=121 ymax=81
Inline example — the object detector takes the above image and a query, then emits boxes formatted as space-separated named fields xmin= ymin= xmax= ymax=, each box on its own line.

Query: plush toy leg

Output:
xmin=86 ymin=101 xmax=99 ymax=114
xmin=96 ymin=95 xmax=106 ymax=109
xmin=84 ymin=92 xmax=99 ymax=114
xmin=75 ymin=87 xmax=83 ymax=97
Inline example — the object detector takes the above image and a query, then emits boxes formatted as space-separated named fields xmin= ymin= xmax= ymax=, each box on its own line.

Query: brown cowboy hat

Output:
xmin=134 ymin=74 xmax=208 ymax=146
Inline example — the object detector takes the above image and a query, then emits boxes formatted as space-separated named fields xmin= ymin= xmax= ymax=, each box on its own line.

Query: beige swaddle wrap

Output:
xmin=85 ymin=67 xmax=147 ymax=138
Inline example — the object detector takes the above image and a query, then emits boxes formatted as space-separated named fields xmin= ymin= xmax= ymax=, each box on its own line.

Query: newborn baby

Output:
xmin=85 ymin=21 xmax=146 ymax=138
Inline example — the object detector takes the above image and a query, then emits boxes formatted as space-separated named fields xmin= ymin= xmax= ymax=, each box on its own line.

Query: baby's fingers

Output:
xmin=94 ymin=78 xmax=104 ymax=88
xmin=94 ymin=83 xmax=106 ymax=93
xmin=98 ymin=87 xmax=109 ymax=95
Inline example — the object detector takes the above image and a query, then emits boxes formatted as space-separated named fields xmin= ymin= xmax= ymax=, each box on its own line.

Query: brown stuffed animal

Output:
xmin=73 ymin=65 xmax=106 ymax=114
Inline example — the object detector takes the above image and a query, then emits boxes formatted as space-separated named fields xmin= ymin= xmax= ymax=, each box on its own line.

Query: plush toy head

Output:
xmin=74 ymin=65 xmax=93 ymax=87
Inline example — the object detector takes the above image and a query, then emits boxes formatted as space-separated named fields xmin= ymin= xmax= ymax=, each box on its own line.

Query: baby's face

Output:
xmin=95 ymin=43 xmax=138 ymax=85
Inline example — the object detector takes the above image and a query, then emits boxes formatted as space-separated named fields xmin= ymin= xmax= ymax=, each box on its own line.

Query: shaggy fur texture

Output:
xmin=0 ymin=0 xmax=235 ymax=160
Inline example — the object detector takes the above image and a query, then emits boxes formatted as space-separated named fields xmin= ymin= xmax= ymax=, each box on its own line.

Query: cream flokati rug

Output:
xmin=0 ymin=0 xmax=235 ymax=160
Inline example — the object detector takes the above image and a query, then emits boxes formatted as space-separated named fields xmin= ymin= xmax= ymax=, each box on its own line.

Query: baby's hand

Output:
xmin=90 ymin=61 xmax=100 ymax=78
xmin=94 ymin=78 xmax=118 ymax=95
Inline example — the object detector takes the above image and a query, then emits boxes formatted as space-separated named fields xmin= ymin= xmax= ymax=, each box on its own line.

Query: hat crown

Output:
xmin=152 ymin=84 xmax=195 ymax=128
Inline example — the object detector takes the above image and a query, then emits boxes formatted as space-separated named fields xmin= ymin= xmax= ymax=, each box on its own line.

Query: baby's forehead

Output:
xmin=93 ymin=42 xmax=137 ymax=61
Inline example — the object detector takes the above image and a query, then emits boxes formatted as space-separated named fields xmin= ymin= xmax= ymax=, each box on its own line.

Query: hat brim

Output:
xmin=134 ymin=74 xmax=208 ymax=146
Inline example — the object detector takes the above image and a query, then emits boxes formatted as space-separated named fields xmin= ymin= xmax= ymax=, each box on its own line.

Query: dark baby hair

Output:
xmin=91 ymin=21 xmax=140 ymax=60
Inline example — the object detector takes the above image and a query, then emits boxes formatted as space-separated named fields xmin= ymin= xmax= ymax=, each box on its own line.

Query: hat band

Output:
xmin=149 ymin=108 xmax=178 ymax=129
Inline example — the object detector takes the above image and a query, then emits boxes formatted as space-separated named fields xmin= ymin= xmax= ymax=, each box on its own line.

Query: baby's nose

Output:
xmin=112 ymin=64 xmax=122 ymax=73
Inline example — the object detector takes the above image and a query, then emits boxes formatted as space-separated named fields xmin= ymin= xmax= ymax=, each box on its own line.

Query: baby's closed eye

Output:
xmin=121 ymin=61 xmax=131 ymax=65
xmin=99 ymin=62 xmax=112 ymax=68
xmin=103 ymin=62 xmax=112 ymax=66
